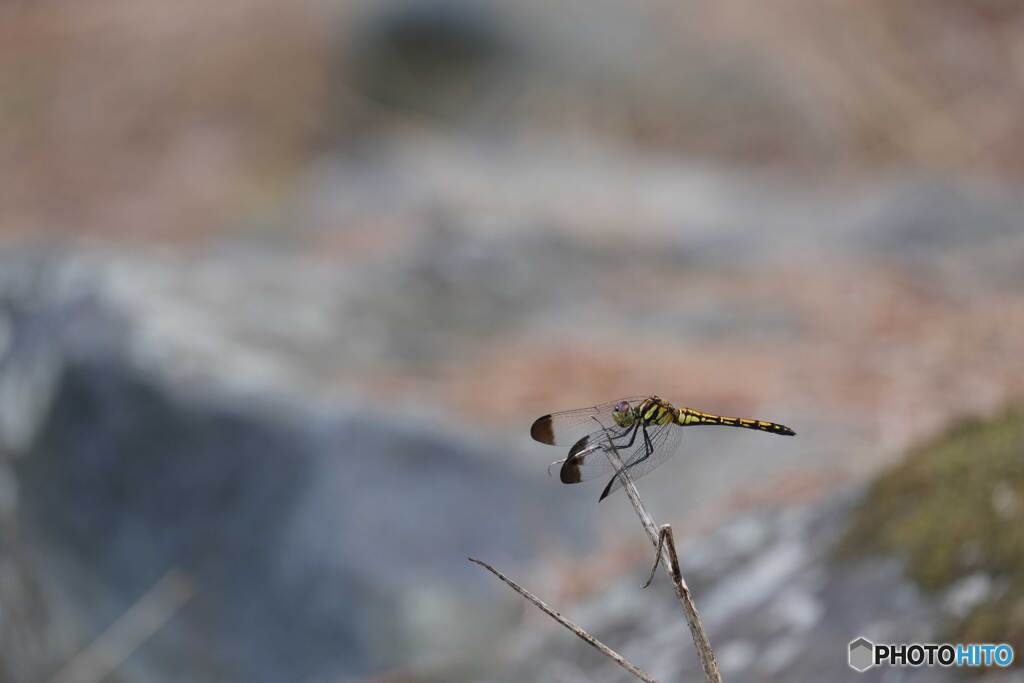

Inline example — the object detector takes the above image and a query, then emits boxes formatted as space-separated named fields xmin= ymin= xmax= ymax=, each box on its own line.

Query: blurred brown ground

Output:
xmin=5 ymin=0 xmax=1024 ymax=240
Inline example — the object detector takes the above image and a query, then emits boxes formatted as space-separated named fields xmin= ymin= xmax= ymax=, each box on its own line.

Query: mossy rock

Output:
xmin=837 ymin=409 xmax=1024 ymax=653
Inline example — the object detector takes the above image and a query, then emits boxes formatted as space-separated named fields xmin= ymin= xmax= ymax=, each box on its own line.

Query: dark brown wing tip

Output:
xmin=780 ymin=425 xmax=796 ymax=436
xmin=559 ymin=456 xmax=582 ymax=484
xmin=530 ymin=415 xmax=555 ymax=444
xmin=560 ymin=437 xmax=590 ymax=483
xmin=598 ymin=477 xmax=615 ymax=501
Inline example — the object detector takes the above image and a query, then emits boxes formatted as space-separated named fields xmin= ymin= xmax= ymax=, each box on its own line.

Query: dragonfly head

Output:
xmin=611 ymin=400 xmax=636 ymax=428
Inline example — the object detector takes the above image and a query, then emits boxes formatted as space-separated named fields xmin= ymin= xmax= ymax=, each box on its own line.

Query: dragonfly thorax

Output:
xmin=612 ymin=396 xmax=673 ymax=428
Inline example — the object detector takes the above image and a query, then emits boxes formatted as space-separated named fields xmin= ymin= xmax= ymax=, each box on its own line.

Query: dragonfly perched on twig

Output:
xmin=531 ymin=396 xmax=795 ymax=501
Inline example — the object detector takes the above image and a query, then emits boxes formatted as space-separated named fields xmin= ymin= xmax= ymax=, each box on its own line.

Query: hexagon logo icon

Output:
xmin=849 ymin=637 xmax=875 ymax=672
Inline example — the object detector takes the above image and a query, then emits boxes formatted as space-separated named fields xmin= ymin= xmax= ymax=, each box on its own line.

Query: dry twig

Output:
xmin=468 ymin=557 xmax=658 ymax=683
xmin=49 ymin=568 xmax=194 ymax=683
xmin=604 ymin=444 xmax=722 ymax=683
xmin=642 ymin=525 xmax=671 ymax=590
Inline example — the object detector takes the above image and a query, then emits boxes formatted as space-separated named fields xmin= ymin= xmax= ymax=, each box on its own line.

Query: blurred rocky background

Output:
xmin=2 ymin=1 xmax=1023 ymax=681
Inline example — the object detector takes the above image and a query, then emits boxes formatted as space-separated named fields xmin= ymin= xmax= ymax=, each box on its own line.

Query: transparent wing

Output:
xmin=558 ymin=419 xmax=685 ymax=499
xmin=599 ymin=423 xmax=684 ymax=500
xmin=530 ymin=396 xmax=648 ymax=446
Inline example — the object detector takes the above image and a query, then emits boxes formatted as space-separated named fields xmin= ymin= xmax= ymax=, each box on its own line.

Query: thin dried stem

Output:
xmin=604 ymin=443 xmax=722 ymax=683
xmin=660 ymin=525 xmax=683 ymax=586
xmin=468 ymin=557 xmax=658 ymax=683
xmin=642 ymin=525 xmax=670 ymax=589
xmin=49 ymin=568 xmax=194 ymax=683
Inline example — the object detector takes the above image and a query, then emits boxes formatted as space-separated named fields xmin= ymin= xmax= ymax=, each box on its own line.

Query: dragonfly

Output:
xmin=531 ymin=396 xmax=795 ymax=501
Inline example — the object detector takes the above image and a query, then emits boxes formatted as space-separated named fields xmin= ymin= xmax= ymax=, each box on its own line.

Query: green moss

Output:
xmin=837 ymin=409 xmax=1024 ymax=651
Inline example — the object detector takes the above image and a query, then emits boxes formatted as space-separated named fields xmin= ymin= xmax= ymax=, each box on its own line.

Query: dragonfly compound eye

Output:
xmin=612 ymin=401 xmax=635 ymax=427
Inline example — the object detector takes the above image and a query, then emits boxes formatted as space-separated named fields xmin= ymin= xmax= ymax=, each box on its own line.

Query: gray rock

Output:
xmin=498 ymin=496 xmax=995 ymax=683
xmin=2 ymin=262 xmax=584 ymax=682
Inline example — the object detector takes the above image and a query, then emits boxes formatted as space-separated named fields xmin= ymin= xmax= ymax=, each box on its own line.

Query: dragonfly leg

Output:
xmin=589 ymin=415 xmax=637 ymax=450
xmin=616 ymin=423 xmax=655 ymax=471
xmin=609 ymin=420 xmax=640 ymax=450
xmin=599 ymin=424 xmax=655 ymax=501
xmin=625 ymin=425 xmax=656 ymax=470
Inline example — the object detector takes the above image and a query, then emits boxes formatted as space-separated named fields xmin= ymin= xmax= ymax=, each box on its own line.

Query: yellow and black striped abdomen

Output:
xmin=675 ymin=408 xmax=795 ymax=436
